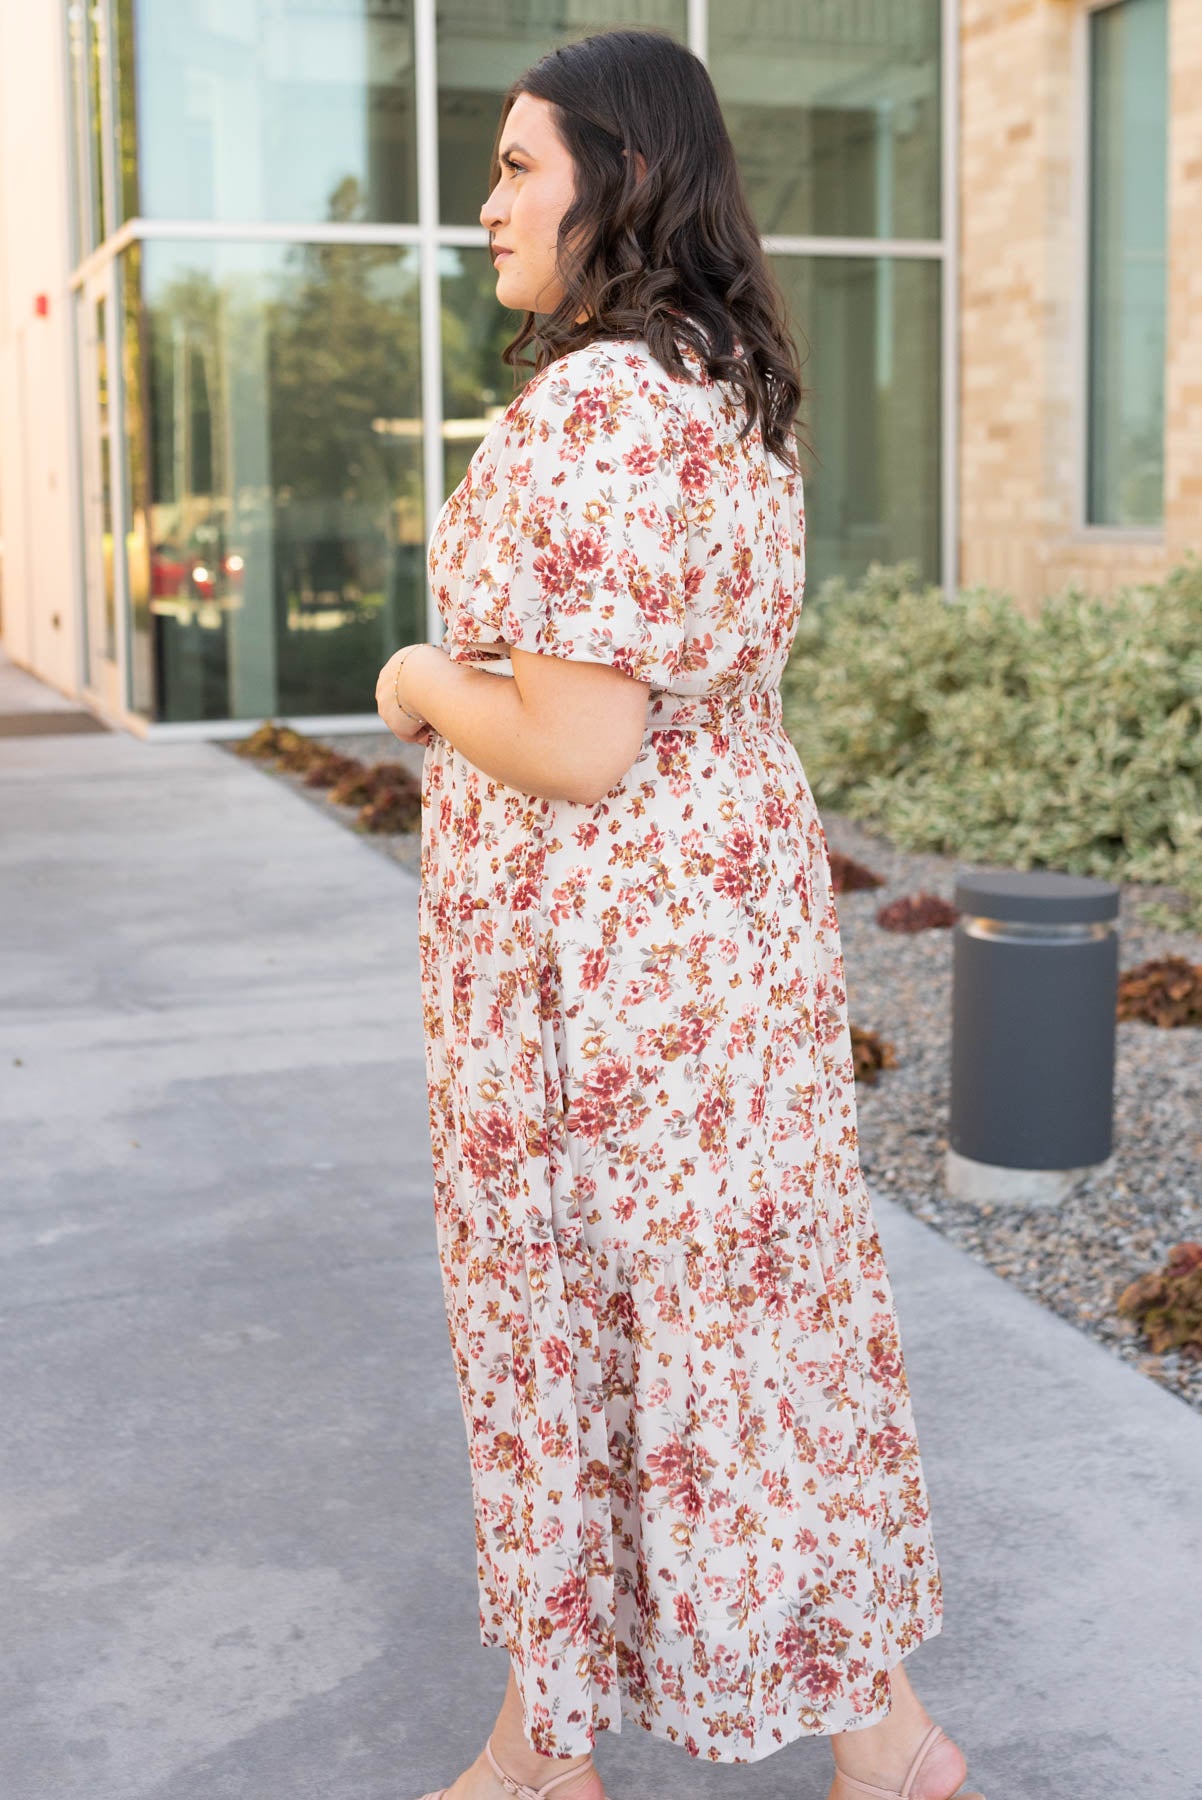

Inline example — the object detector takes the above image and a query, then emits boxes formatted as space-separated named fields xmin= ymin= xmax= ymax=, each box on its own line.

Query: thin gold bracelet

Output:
xmin=393 ymin=644 xmax=428 ymax=725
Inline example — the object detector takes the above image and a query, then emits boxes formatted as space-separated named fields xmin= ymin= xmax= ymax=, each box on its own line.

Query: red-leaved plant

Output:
xmin=876 ymin=892 xmax=959 ymax=933
xmin=1116 ymin=1242 xmax=1202 ymax=1356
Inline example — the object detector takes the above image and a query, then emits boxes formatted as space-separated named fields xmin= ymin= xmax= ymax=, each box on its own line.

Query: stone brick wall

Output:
xmin=958 ymin=0 xmax=1198 ymax=608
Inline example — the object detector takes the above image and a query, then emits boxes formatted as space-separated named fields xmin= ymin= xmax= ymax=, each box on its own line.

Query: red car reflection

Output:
xmin=151 ymin=544 xmax=245 ymax=600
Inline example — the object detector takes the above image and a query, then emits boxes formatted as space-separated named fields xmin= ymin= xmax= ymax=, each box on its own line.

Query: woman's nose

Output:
xmin=480 ymin=184 xmax=505 ymax=230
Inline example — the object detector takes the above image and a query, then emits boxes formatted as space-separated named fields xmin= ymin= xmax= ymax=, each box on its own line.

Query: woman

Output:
xmin=376 ymin=29 xmax=983 ymax=1800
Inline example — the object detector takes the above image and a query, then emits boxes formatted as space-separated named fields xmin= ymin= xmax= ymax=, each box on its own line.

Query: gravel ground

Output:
xmin=227 ymin=727 xmax=1202 ymax=1413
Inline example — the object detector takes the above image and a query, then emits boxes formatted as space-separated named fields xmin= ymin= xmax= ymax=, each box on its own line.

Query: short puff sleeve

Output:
xmin=445 ymin=345 xmax=691 ymax=686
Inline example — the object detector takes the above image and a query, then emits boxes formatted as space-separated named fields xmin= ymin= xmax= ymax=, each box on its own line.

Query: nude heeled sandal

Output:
xmin=414 ymin=1731 xmax=601 ymax=1800
xmin=833 ymin=1722 xmax=985 ymax=1800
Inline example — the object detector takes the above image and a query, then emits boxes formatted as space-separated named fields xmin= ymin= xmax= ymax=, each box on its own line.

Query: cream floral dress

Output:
xmin=418 ymin=330 xmax=943 ymax=1764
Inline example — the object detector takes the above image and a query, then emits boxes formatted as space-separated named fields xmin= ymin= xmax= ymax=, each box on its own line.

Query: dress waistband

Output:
xmin=461 ymin=649 xmax=784 ymax=733
xmin=645 ymin=686 xmax=784 ymax=732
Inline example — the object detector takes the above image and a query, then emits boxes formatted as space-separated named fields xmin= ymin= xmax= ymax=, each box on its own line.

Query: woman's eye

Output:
xmin=504 ymin=159 xmax=526 ymax=175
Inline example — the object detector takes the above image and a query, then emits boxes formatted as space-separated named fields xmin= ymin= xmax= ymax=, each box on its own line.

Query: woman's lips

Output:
xmin=492 ymin=249 xmax=512 ymax=262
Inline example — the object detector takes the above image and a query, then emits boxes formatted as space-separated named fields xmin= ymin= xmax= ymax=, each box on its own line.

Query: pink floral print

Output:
xmin=419 ymin=333 xmax=943 ymax=1763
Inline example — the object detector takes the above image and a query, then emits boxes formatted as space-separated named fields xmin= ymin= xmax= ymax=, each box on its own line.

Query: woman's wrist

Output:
xmin=394 ymin=642 xmax=437 ymax=724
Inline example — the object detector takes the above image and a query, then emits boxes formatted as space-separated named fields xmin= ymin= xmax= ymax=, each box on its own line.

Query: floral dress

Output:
xmin=418 ymin=332 xmax=943 ymax=1764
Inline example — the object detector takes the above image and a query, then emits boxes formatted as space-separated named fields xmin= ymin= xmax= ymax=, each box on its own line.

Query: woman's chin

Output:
xmin=494 ymin=267 xmax=558 ymax=317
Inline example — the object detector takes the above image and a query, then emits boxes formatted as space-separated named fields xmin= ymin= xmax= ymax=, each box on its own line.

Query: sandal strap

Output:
xmin=901 ymin=1724 xmax=947 ymax=1798
xmin=484 ymin=1735 xmax=594 ymax=1800
xmin=835 ymin=1723 xmax=948 ymax=1800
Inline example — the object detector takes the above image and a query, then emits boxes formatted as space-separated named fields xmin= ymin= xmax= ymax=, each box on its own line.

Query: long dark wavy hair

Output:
xmin=490 ymin=28 xmax=808 ymax=469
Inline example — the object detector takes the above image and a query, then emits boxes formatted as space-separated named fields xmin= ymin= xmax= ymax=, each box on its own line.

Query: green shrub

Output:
xmin=781 ymin=556 xmax=1202 ymax=930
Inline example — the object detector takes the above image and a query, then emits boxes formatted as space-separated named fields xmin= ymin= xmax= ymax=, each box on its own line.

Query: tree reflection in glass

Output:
xmin=125 ymin=226 xmax=424 ymax=722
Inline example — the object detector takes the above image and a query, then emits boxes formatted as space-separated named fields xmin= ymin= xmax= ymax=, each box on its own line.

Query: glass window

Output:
xmin=95 ymin=294 xmax=118 ymax=661
xmin=710 ymin=2 xmax=941 ymax=241
xmin=120 ymin=241 xmax=154 ymax=715
xmin=114 ymin=0 xmax=139 ymax=224
xmin=88 ymin=2 xmax=110 ymax=243
xmin=1087 ymin=0 xmax=1168 ymax=527
xmin=440 ymin=245 xmax=517 ymax=494
xmin=76 ymin=279 xmax=122 ymax=697
xmin=66 ymin=3 xmax=92 ymax=262
xmin=437 ymin=248 xmax=941 ymax=597
xmin=65 ymin=1 xmax=112 ymax=256
xmin=121 ymin=239 xmax=424 ymax=722
xmin=436 ymin=0 xmax=687 ymax=226
xmin=120 ymin=0 xmax=417 ymax=225
xmin=772 ymin=254 xmax=941 ymax=591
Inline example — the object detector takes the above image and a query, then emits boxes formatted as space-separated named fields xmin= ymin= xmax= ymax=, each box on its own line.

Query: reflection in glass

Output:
xmin=120 ymin=241 xmax=154 ymax=715
xmin=440 ymin=246 xmax=519 ymax=495
xmin=122 ymin=241 xmax=424 ymax=722
xmin=436 ymin=246 xmax=941 ymax=596
xmin=710 ymin=2 xmax=941 ymax=241
xmin=96 ymin=296 xmax=117 ymax=661
xmin=436 ymin=0 xmax=687 ymax=225
xmin=66 ymin=2 xmax=92 ymax=262
xmin=1088 ymin=0 xmax=1167 ymax=526
xmin=772 ymin=255 xmax=941 ymax=592
xmin=75 ymin=292 xmax=93 ymax=682
xmin=88 ymin=1 xmax=109 ymax=243
xmin=123 ymin=0 xmax=417 ymax=225
xmin=113 ymin=0 xmax=139 ymax=225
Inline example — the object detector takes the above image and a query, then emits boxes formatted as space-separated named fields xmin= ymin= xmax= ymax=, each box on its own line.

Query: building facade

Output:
xmin=0 ymin=0 xmax=1187 ymax=737
xmin=958 ymin=0 xmax=1195 ymax=605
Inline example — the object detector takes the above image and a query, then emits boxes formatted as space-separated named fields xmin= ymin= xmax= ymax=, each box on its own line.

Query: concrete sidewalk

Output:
xmin=0 ymin=645 xmax=109 ymax=734
xmin=1 ymin=723 xmax=1199 ymax=1800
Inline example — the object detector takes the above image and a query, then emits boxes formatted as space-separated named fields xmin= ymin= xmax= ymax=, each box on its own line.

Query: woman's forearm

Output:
xmin=398 ymin=642 xmax=605 ymax=804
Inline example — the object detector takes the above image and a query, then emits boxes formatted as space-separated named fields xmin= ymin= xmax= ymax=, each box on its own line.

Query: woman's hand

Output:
xmin=376 ymin=643 xmax=441 ymax=745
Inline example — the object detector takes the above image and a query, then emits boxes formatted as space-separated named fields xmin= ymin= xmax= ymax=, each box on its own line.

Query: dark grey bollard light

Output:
xmin=947 ymin=868 xmax=1121 ymax=1205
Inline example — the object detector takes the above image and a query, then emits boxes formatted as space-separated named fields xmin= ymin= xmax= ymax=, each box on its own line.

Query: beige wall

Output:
xmin=958 ymin=0 xmax=1199 ymax=610
xmin=0 ymin=0 xmax=79 ymax=697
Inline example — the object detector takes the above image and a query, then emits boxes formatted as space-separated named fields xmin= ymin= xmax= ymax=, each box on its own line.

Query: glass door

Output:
xmin=76 ymin=263 xmax=127 ymax=712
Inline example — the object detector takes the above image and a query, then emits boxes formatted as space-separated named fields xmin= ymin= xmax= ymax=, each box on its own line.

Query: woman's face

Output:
xmin=480 ymin=92 xmax=578 ymax=315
